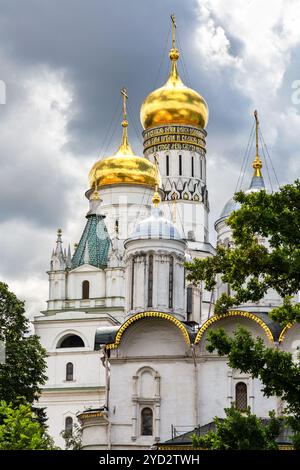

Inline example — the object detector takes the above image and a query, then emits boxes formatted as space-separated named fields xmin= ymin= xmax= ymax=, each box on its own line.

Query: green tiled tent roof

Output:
xmin=71 ymin=214 xmax=110 ymax=269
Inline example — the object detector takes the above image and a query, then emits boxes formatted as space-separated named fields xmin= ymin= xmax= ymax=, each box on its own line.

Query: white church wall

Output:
xmin=38 ymin=389 xmax=104 ymax=449
xmin=45 ymin=351 xmax=104 ymax=388
xmin=108 ymin=359 xmax=195 ymax=448
xmin=197 ymin=359 xmax=278 ymax=426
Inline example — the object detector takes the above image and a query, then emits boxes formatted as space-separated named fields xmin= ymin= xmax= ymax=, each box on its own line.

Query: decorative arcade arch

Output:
xmin=194 ymin=310 xmax=274 ymax=345
xmin=105 ymin=311 xmax=191 ymax=349
xmin=278 ymin=323 xmax=294 ymax=343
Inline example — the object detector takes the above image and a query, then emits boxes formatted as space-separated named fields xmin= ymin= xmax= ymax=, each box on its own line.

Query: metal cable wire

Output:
xmin=260 ymin=131 xmax=280 ymax=188
xmin=98 ymin=95 xmax=121 ymax=158
xmin=259 ymin=131 xmax=273 ymax=193
xmin=239 ymin=138 xmax=254 ymax=191
xmin=127 ymin=100 xmax=142 ymax=142
xmin=235 ymin=121 xmax=255 ymax=192
xmin=103 ymin=108 xmax=123 ymax=155
xmin=176 ymin=31 xmax=192 ymax=88
xmin=153 ymin=23 xmax=172 ymax=89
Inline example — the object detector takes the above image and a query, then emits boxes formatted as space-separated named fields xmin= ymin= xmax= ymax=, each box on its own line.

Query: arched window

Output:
xmin=147 ymin=255 xmax=153 ymax=308
xmin=141 ymin=407 xmax=153 ymax=436
xmin=82 ymin=280 xmax=90 ymax=299
xmin=65 ymin=416 xmax=73 ymax=434
xmin=235 ymin=382 xmax=247 ymax=411
xmin=66 ymin=362 xmax=74 ymax=381
xmin=58 ymin=335 xmax=85 ymax=348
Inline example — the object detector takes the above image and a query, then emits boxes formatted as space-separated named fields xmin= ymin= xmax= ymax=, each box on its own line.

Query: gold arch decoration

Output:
xmin=278 ymin=323 xmax=294 ymax=343
xmin=106 ymin=311 xmax=191 ymax=350
xmin=194 ymin=310 xmax=274 ymax=345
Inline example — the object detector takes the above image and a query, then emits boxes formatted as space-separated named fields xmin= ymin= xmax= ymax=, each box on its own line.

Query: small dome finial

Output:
xmin=90 ymin=182 xmax=100 ymax=201
xmin=252 ymin=110 xmax=263 ymax=177
xmin=152 ymin=154 xmax=161 ymax=207
xmin=116 ymin=87 xmax=133 ymax=155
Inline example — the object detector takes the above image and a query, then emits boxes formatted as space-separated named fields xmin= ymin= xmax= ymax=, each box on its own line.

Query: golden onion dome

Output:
xmin=89 ymin=90 xmax=159 ymax=190
xmin=140 ymin=20 xmax=208 ymax=130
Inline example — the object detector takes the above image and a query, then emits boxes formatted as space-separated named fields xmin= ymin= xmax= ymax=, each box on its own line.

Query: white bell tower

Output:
xmin=140 ymin=15 xmax=210 ymax=245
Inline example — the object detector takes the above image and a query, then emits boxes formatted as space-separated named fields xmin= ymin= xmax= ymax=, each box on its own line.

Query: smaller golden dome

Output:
xmin=140 ymin=46 xmax=208 ymax=130
xmin=89 ymin=90 xmax=159 ymax=190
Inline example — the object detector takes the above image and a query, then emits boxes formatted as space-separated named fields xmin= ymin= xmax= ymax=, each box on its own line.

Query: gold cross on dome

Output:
xmin=171 ymin=14 xmax=177 ymax=49
xmin=121 ymin=87 xmax=128 ymax=121
xmin=254 ymin=109 xmax=259 ymax=156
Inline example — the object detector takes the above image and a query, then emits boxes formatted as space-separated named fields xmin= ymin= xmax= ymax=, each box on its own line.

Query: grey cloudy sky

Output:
xmin=0 ymin=0 xmax=299 ymax=316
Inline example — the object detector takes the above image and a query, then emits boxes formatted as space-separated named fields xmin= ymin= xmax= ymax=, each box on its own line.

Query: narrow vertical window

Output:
xmin=191 ymin=155 xmax=194 ymax=177
xmin=179 ymin=154 xmax=182 ymax=176
xmin=200 ymin=158 xmax=203 ymax=179
xmin=169 ymin=257 xmax=174 ymax=309
xmin=141 ymin=408 xmax=153 ymax=436
xmin=131 ymin=258 xmax=135 ymax=310
xmin=235 ymin=382 xmax=247 ymax=411
xmin=148 ymin=255 xmax=153 ymax=308
xmin=82 ymin=280 xmax=89 ymax=299
xmin=187 ymin=286 xmax=193 ymax=318
xmin=65 ymin=416 xmax=73 ymax=434
xmin=66 ymin=362 xmax=74 ymax=381
xmin=166 ymin=154 xmax=169 ymax=176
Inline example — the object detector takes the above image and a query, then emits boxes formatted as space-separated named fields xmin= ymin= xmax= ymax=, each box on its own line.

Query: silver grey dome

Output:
xmin=218 ymin=174 xmax=265 ymax=222
xmin=219 ymin=197 xmax=241 ymax=221
xmin=129 ymin=207 xmax=182 ymax=240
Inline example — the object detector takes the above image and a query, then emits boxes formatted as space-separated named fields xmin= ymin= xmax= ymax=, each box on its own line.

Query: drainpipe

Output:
xmin=100 ymin=346 xmax=111 ymax=450
xmin=191 ymin=344 xmax=199 ymax=427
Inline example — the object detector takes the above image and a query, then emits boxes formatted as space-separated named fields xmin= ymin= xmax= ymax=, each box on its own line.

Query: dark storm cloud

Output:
xmin=0 ymin=0 xmax=248 ymax=158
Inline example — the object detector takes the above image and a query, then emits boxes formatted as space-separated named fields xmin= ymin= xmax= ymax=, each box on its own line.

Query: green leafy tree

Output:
xmin=0 ymin=282 xmax=47 ymax=405
xmin=193 ymin=406 xmax=282 ymax=450
xmin=0 ymin=401 xmax=58 ymax=450
xmin=185 ymin=181 xmax=300 ymax=447
xmin=205 ymin=327 xmax=300 ymax=447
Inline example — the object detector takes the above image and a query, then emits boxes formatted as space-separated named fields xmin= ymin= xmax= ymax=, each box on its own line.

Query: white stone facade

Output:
xmin=33 ymin=53 xmax=298 ymax=451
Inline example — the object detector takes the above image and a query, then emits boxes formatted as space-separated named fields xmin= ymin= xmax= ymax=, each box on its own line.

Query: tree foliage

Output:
xmin=186 ymin=180 xmax=300 ymax=324
xmin=193 ymin=406 xmax=282 ymax=450
xmin=0 ymin=401 xmax=57 ymax=450
xmin=204 ymin=327 xmax=300 ymax=448
xmin=0 ymin=282 xmax=47 ymax=405
xmin=186 ymin=181 xmax=300 ymax=448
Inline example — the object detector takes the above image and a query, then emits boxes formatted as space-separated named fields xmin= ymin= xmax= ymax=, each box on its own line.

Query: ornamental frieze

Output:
xmin=144 ymin=142 xmax=205 ymax=157
xmin=143 ymin=124 xmax=206 ymax=140
xmin=144 ymin=134 xmax=204 ymax=147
